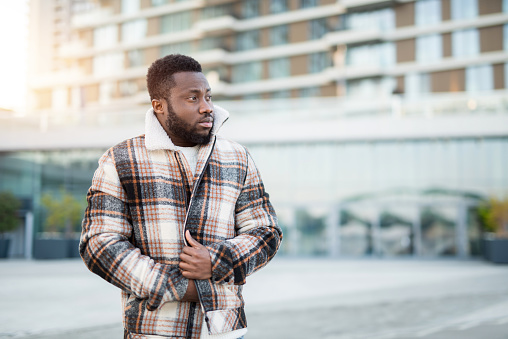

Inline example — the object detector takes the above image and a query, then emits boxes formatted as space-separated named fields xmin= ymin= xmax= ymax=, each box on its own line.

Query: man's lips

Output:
xmin=198 ymin=119 xmax=213 ymax=128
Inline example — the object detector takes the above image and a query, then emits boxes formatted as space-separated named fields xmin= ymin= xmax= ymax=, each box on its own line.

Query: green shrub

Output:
xmin=0 ymin=191 xmax=21 ymax=237
xmin=41 ymin=190 xmax=85 ymax=235
xmin=478 ymin=197 xmax=508 ymax=237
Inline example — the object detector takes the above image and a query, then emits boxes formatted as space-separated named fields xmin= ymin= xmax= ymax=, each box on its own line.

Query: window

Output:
xmin=309 ymin=52 xmax=330 ymax=73
xmin=300 ymin=86 xmax=320 ymax=97
xmin=270 ymin=25 xmax=288 ymax=46
xmin=151 ymin=0 xmax=168 ymax=6
xmin=505 ymin=62 xmax=508 ymax=89
xmin=127 ymin=49 xmax=144 ymax=68
xmin=160 ymin=42 xmax=192 ymax=56
xmin=504 ymin=24 xmax=508 ymax=51
xmin=93 ymin=24 xmax=117 ymax=48
xmin=161 ymin=11 xmax=191 ymax=34
xmin=300 ymin=0 xmax=319 ymax=8
xmin=93 ymin=53 xmax=124 ymax=76
xmin=232 ymin=62 xmax=263 ymax=83
xmin=415 ymin=0 xmax=441 ymax=27
xmin=199 ymin=37 xmax=223 ymax=51
xmin=309 ymin=18 xmax=327 ymax=40
xmin=504 ymin=0 xmax=508 ymax=12
xmin=271 ymin=90 xmax=291 ymax=98
xmin=121 ymin=0 xmax=139 ymax=14
xmin=345 ymin=8 xmax=394 ymax=32
xmin=347 ymin=43 xmax=395 ymax=67
xmin=99 ymin=81 xmax=115 ymax=104
xmin=452 ymin=29 xmax=479 ymax=58
xmin=416 ymin=34 xmax=442 ymax=63
xmin=270 ymin=0 xmax=287 ymax=14
xmin=451 ymin=0 xmax=477 ymax=20
xmin=236 ymin=30 xmax=259 ymax=51
xmin=466 ymin=64 xmax=493 ymax=92
xmin=121 ymin=19 xmax=147 ymax=42
xmin=201 ymin=4 xmax=232 ymax=19
xmin=119 ymin=80 xmax=138 ymax=97
xmin=52 ymin=87 xmax=67 ymax=110
xmin=405 ymin=73 xmax=430 ymax=98
xmin=269 ymin=58 xmax=290 ymax=78
xmin=242 ymin=0 xmax=259 ymax=19
xmin=347 ymin=77 xmax=395 ymax=98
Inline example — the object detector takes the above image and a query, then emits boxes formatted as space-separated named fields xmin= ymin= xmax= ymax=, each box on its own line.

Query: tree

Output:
xmin=41 ymin=190 xmax=85 ymax=236
xmin=0 ymin=191 xmax=21 ymax=238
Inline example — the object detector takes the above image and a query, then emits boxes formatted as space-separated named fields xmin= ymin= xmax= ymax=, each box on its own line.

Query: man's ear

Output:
xmin=152 ymin=99 xmax=164 ymax=114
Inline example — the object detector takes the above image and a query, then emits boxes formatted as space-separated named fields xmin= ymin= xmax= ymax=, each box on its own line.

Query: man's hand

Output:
xmin=179 ymin=230 xmax=212 ymax=280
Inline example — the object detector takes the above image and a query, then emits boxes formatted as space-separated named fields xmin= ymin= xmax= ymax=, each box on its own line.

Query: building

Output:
xmin=1 ymin=0 xmax=507 ymax=258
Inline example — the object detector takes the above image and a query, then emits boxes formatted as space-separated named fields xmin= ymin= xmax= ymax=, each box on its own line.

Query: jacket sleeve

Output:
xmin=205 ymin=150 xmax=282 ymax=285
xmin=79 ymin=150 xmax=188 ymax=311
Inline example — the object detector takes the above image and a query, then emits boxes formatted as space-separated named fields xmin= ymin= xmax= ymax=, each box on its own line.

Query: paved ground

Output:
xmin=0 ymin=257 xmax=507 ymax=339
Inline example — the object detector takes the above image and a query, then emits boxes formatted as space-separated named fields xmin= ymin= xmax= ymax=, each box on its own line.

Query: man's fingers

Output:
xmin=179 ymin=252 xmax=194 ymax=264
xmin=185 ymin=230 xmax=202 ymax=248
xmin=179 ymin=261 xmax=193 ymax=272
xmin=181 ymin=246 xmax=197 ymax=256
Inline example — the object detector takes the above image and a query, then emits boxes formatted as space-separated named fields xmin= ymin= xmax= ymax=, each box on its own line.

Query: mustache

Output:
xmin=199 ymin=115 xmax=213 ymax=123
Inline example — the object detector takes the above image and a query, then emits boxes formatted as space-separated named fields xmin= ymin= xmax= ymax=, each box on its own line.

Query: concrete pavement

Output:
xmin=0 ymin=258 xmax=507 ymax=338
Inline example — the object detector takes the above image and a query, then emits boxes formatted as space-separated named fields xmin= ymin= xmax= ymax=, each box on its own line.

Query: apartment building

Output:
xmin=27 ymin=0 xmax=508 ymax=113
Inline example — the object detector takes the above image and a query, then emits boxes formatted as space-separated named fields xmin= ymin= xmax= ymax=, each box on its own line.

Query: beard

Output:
xmin=165 ymin=100 xmax=213 ymax=145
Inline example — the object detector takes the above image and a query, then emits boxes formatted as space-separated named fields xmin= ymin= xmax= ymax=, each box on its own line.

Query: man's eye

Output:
xmin=189 ymin=96 xmax=197 ymax=101
xmin=207 ymin=95 xmax=212 ymax=100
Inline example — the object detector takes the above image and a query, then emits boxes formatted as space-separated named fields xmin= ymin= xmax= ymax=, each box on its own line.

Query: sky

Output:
xmin=0 ymin=0 xmax=29 ymax=111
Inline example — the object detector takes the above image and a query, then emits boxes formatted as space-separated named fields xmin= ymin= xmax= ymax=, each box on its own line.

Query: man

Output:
xmin=80 ymin=54 xmax=282 ymax=339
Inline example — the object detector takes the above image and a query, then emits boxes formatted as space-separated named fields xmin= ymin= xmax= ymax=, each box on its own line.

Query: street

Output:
xmin=1 ymin=258 xmax=507 ymax=339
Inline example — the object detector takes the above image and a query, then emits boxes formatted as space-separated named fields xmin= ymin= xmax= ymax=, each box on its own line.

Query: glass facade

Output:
xmin=2 ymin=135 xmax=507 ymax=258
xmin=248 ymin=137 xmax=508 ymax=256
xmin=0 ymin=150 xmax=105 ymax=239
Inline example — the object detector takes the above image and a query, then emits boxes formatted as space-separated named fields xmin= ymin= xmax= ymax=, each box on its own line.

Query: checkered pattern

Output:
xmin=80 ymin=129 xmax=282 ymax=338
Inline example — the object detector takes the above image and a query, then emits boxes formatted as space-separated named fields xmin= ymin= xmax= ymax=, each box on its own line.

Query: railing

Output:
xmin=1 ymin=91 xmax=507 ymax=132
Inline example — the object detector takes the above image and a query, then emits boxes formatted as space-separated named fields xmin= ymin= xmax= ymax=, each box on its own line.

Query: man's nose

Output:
xmin=199 ymin=100 xmax=213 ymax=114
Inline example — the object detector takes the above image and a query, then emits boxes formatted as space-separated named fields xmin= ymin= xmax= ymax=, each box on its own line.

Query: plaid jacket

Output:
xmin=80 ymin=106 xmax=282 ymax=338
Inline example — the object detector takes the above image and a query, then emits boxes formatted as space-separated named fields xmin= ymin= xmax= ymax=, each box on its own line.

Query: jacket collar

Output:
xmin=145 ymin=104 xmax=229 ymax=151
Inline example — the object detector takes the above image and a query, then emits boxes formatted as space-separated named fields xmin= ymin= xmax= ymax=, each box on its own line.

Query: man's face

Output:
xmin=154 ymin=72 xmax=214 ymax=147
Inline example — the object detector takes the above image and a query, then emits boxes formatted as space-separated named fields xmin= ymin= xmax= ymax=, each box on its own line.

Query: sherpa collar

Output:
xmin=145 ymin=104 xmax=229 ymax=151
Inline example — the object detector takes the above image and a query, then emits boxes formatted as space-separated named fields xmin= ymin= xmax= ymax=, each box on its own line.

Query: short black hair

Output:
xmin=146 ymin=54 xmax=202 ymax=101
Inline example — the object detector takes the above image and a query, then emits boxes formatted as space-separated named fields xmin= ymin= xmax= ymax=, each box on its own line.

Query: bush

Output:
xmin=0 ymin=191 xmax=21 ymax=237
xmin=41 ymin=190 xmax=85 ymax=236
xmin=478 ymin=197 xmax=508 ymax=238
